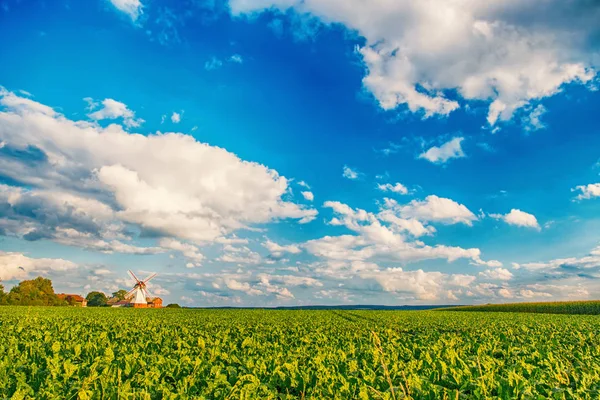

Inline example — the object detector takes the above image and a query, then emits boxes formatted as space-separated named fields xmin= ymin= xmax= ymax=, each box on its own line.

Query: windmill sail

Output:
xmin=110 ymin=270 xmax=163 ymax=308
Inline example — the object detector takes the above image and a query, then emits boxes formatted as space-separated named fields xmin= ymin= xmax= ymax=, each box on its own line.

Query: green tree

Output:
xmin=86 ymin=291 xmax=108 ymax=307
xmin=165 ymin=303 xmax=181 ymax=308
xmin=111 ymin=289 xmax=129 ymax=301
xmin=0 ymin=281 xmax=6 ymax=305
xmin=7 ymin=277 xmax=65 ymax=306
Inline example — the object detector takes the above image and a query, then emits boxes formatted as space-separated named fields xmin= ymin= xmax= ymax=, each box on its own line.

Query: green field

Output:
xmin=2 ymin=307 xmax=600 ymax=399
xmin=442 ymin=300 xmax=600 ymax=315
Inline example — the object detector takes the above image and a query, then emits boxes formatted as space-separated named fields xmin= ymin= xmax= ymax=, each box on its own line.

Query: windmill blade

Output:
xmin=128 ymin=270 xmax=141 ymax=284
xmin=143 ymin=273 xmax=157 ymax=284
xmin=143 ymin=286 xmax=154 ymax=300
xmin=124 ymin=287 xmax=137 ymax=300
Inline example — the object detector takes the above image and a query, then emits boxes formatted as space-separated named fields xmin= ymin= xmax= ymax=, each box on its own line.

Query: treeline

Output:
xmin=0 ymin=276 xmax=180 ymax=308
xmin=0 ymin=277 xmax=123 ymax=307
xmin=0 ymin=277 xmax=66 ymax=306
xmin=443 ymin=300 xmax=600 ymax=315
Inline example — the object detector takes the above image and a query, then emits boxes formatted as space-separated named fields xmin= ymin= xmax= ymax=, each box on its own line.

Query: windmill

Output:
xmin=123 ymin=270 xmax=161 ymax=308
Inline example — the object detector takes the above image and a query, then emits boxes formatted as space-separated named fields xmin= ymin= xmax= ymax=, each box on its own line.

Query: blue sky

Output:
xmin=0 ymin=0 xmax=599 ymax=306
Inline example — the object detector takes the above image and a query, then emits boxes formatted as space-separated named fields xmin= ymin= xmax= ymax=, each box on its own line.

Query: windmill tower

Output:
xmin=124 ymin=270 xmax=161 ymax=308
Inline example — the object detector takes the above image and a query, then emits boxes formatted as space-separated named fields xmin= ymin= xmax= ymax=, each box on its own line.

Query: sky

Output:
xmin=0 ymin=0 xmax=599 ymax=306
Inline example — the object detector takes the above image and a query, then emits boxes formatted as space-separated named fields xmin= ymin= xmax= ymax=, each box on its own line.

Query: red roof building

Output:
xmin=57 ymin=294 xmax=87 ymax=307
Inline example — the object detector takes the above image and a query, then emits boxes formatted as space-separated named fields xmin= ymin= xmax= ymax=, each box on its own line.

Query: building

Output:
xmin=147 ymin=297 xmax=163 ymax=308
xmin=57 ymin=294 xmax=87 ymax=307
xmin=108 ymin=297 xmax=163 ymax=308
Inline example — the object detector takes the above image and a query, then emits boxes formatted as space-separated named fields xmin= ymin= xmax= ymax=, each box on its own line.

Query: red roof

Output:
xmin=57 ymin=294 xmax=85 ymax=302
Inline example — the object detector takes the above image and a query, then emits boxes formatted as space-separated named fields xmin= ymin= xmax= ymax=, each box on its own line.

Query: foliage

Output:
xmin=443 ymin=300 xmax=600 ymax=315
xmin=111 ymin=290 xmax=129 ymax=301
xmin=1 ymin=308 xmax=599 ymax=399
xmin=165 ymin=303 xmax=181 ymax=308
xmin=85 ymin=291 xmax=108 ymax=307
xmin=6 ymin=277 xmax=65 ymax=306
xmin=0 ymin=282 xmax=6 ymax=305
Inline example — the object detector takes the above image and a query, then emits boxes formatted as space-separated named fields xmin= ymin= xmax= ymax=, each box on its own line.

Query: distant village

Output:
xmin=0 ymin=271 xmax=180 ymax=308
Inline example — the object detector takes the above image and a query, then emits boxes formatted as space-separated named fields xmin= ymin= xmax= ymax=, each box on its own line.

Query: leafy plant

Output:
xmin=0 ymin=307 xmax=598 ymax=399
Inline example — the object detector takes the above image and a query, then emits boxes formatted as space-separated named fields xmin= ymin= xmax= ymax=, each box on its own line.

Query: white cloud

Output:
xmin=224 ymin=278 xmax=263 ymax=296
xmin=522 ymin=104 xmax=547 ymax=131
xmin=230 ymin=0 xmax=598 ymax=124
xmin=377 ymin=182 xmax=408 ymax=195
xmin=205 ymin=57 xmax=223 ymax=71
xmin=519 ymin=289 xmax=552 ymax=299
xmin=0 ymin=90 xmax=317 ymax=247
xmin=171 ymin=112 xmax=181 ymax=123
xmin=214 ymin=235 xmax=249 ymax=245
xmin=87 ymin=98 xmax=144 ymax=128
xmin=573 ymin=183 xmax=600 ymax=200
xmin=301 ymin=191 xmax=314 ymax=201
xmin=217 ymin=246 xmax=262 ymax=265
xmin=479 ymin=268 xmax=513 ymax=281
xmin=94 ymin=268 xmax=112 ymax=276
xmin=297 ymin=180 xmax=311 ymax=189
xmin=342 ymin=165 xmax=360 ymax=180
xmin=312 ymin=262 xmax=476 ymax=301
xmin=0 ymin=251 xmax=78 ymax=281
xmin=419 ymin=137 xmax=465 ymax=164
xmin=514 ymin=244 xmax=600 ymax=272
xmin=307 ymin=200 xmax=495 ymax=267
xmin=491 ymin=209 xmax=541 ymax=230
xmin=262 ymin=239 xmax=302 ymax=258
xmin=230 ymin=54 xmax=244 ymax=63
xmin=257 ymin=273 xmax=322 ymax=288
xmin=109 ymin=0 xmax=143 ymax=22
xmin=397 ymin=195 xmax=477 ymax=226
xmin=159 ymin=238 xmax=204 ymax=266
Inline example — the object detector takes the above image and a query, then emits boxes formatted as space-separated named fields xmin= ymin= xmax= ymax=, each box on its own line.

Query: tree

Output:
xmin=86 ymin=291 xmax=108 ymax=307
xmin=165 ymin=303 xmax=181 ymax=308
xmin=7 ymin=277 xmax=65 ymax=306
xmin=0 ymin=281 xmax=6 ymax=305
xmin=111 ymin=289 xmax=128 ymax=301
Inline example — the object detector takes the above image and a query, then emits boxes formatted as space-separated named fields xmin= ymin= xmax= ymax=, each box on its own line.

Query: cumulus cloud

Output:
xmin=171 ymin=111 xmax=181 ymax=123
xmin=377 ymin=182 xmax=408 ymax=195
xmin=397 ymin=195 xmax=478 ymax=226
xmin=159 ymin=238 xmax=204 ymax=267
xmin=307 ymin=199 xmax=496 ymax=267
xmin=0 ymin=251 xmax=78 ymax=281
xmin=419 ymin=137 xmax=465 ymax=164
xmin=522 ymin=104 xmax=547 ymax=131
xmin=109 ymin=0 xmax=143 ymax=22
xmin=191 ymin=271 xmax=300 ymax=300
xmin=306 ymin=260 xmax=476 ymax=301
xmin=262 ymin=239 xmax=302 ymax=258
xmin=573 ymin=183 xmax=600 ymax=200
xmin=513 ymin=244 xmax=600 ymax=272
xmin=230 ymin=0 xmax=598 ymax=125
xmin=301 ymin=191 xmax=314 ymax=201
xmin=479 ymin=268 xmax=513 ymax=281
xmin=217 ymin=245 xmax=262 ymax=265
xmin=342 ymin=165 xmax=360 ymax=180
xmin=87 ymin=98 xmax=144 ymax=128
xmin=491 ymin=209 xmax=541 ymax=230
xmin=0 ymin=89 xmax=317 ymax=250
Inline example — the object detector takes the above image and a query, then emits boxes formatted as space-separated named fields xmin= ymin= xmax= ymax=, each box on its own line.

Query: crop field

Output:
xmin=1 ymin=307 xmax=600 ymax=399
xmin=443 ymin=300 xmax=600 ymax=315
